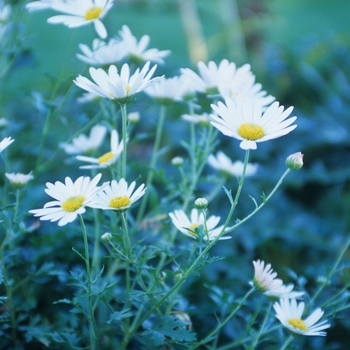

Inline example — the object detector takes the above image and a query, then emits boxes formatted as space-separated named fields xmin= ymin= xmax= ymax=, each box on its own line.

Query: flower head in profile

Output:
xmin=90 ymin=178 xmax=146 ymax=211
xmin=5 ymin=172 xmax=34 ymax=189
xmin=77 ymin=38 xmax=127 ymax=66
xmin=29 ymin=173 xmax=105 ymax=226
xmin=74 ymin=61 xmax=159 ymax=104
xmin=60 ymin=124 xmax=107 ymax=155
xmin=211 ymin=95 xmax=297 ymax=150
xmin=169 ymin=209 xmax=230 ymax=241
xmin=76 ymin=129 xmax=123 ymax=169
xmin=145 ymin=76 xmax=191 ymax=104
xmin=274 ymin=298 xmax=330 ymax=336
xmin=181 ymin=113 xmax=212 ymax=127
xmin=0 ymin=136 xmax=14 ymax=152
xmin=47 ymin=0 xmax=113 ymax=39
xmin=208 ymin=151 xmax=259 ymax=178
xmin=118 ymin=25 xmax=170 ymax=64
xmin=252 ymin=260 xmax=304 ymax=300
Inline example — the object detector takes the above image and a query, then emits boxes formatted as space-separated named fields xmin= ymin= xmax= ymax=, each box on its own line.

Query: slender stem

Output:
xmin=192 ymin=288 xmax=255 ymax=349
xmin=312 ymin=233 xmax=350 ymax=302
xmin=91 ymin=208 xmax=101 ymax=274
xmin=137 ymin=105 xmax=166 ymax=223
xmin=78 ymin=215 xmax=100 ymax=350
xmin=280 ymin=335 xmax=294 ymax=350
xmin=119 ymin=103 xmax=128 ymax=179
xmin=249 ymin=301 xmax=272 ymax=349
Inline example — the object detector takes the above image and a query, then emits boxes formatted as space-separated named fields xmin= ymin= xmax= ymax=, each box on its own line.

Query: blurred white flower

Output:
xmin=25 ymin=0 xmax=62 ymax=12
xmin=0 ymin=136 xmax=14 ymax=152
xmin=118 ymin=25 xmax=170 ymax=64
xmin=77 ymin=91 xmax=101 ymax=104
xmin=74 ymin=61 xmax=159 ymax=104
xmin=90 ymin=178 xmax=146 ymax=211
xmin=47 ymin=0 xmax=113 ymax=39
xmin=145 ymin=76 xmax=191 ymax=104
xmin=274 ymin=298 xmax=330 ymax=336
xmin=208 ymin=151 xmax=258 ymax=177
xmin=77 ymin=38 xmax=127 ymax=66
xmin=211 ymin=95 xmax=297 ymax=150
xmin=29 ymin=174 xmax=106 ymax=226
xmin=76 ymin=129 xmax=123 ymax=169
xmin=181 ymin=113 xmax=212 ymax=126
xmin=169 ymin=209 xmax=230 ymax=241
xmin=5 ymin=172 xmax=34 ymax=189
xmin=252 ymin=260 xmax=304 ymax=300
xmin=60 ymin=124 xmax=107 ymax=155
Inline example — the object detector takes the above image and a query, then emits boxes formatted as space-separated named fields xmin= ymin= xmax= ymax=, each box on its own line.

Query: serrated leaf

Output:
xmin=106 ymin=309 xmax=133 ymax=325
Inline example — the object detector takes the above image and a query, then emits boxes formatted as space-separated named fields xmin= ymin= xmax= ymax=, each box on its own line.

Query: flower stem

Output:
xmin=78 ymin=215 xmax=100 ymax=350
xmin=280 ymin=335 xmax=294 ymax=350
xmin=192 ymin=287 xmax=255 ymax=349
xmin=119 ymin=103 xmax=128 ymax=179
xmin=137 ymin=105 xmax=166 ymax=223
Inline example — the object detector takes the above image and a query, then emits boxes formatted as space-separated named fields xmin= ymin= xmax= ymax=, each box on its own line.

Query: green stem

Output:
xmin=280 ymin=335 xmax=294 ymax=350
xmin=78 ymin=215 xmax=100 ymax=350
xmin=312 ymin=233 xmax=350 ymax=302
xmin=249 ymin=301 xmax=272 ymax=349
xmin=137 ymin=105 xmax=166 ymax=223
xmin=119 ymin=103 xmax=128 ymax=179
xmin=192 ymin=288 xmax=255 ymax=349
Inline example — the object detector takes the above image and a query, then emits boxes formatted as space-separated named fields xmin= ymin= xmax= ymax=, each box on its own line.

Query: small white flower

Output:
xmin=74 ymin=61 xmax=159 ymax=104
xmin=118 ymin=25 xmax=170 ymax=64
xmin=5 ymin=172 xmax=34 ymax=189
xmin=47 ymin=0 xmax=113 ymax=39
xmin=211 ymin=95 xmax=297 ymax=150
xmin=77 ymin=38 xmax=127 ymax=66
xmin=76 ymin=129 xmax=123 ymax=169
xmin=274 ymin=298 xmax=330 ymax=336
xmin=90 ymin=178 xmax=146 ymax=211
xmin=169 ymin=209 xmax=230 ymax=241
xmin=181 ymin=113 xmax=212 ymax=126
xmin=252 ymin=260 xmax=304 ymax=300
xmin=0 ymin=136 xmax=14 ymax=152
xmin=60 ymin=124 xmax=107 ymax=155
xmin=208 ymin=151 xmax=258 ymax=177
xmin=29 ymin=173 xmax=106 ymax=226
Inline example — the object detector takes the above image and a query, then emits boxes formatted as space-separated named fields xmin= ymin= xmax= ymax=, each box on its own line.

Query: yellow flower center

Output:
xmin=187 ymin=223 xmax=199 ymax=237
xmin=109 ymin=196 xmax=131 ymax=209
xmin=238 ymin=123 xmax=264 ymax=140
xmin=85 ymin=6 xmax=103 ymax=20
xmin=98 ymin=151 xmax=114 ymax=164
xmin=288 ymin=318 xmax=308 ymax=331
xmin=62 ymin=196 xmax=85 ymax=212
xmin=126 ymin=84 xmax=131 ymax=94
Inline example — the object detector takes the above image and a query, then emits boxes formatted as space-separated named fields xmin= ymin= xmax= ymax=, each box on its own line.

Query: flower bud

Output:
xmin=171 ymin=156 xmax=184 ymax=167
xmin=5 ymin=172 xmax=33 ymax=189
xmin=101 ymin=232 xmax=112 ymax=242
xmin=286 ymin=152 xmax=303 ymax=171
xmin=128 ymin=112 xmax=140 ymax=124
xmin=194 ymin=197 xmax=208 ymax=209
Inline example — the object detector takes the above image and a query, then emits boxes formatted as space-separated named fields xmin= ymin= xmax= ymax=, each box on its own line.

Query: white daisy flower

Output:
xmin=145 ymin=76 xmax=191 ymax=104
xmin=47 ymin=0 xmax=113 ymax=39
xmin=60 ymin=124 xmax=107 ymax=155
xmin=77 ymin=38 xmax=127 ymax=66
xmin=252 ymin=260 xmax=304 ymax=300
xmin=211 ymin=95 xmax=297 ymax=150
xmin=217 ymin=63 xmax=275 ymax=110
xmin=90 ymin=178 xmax=146 ymax=211
xmin=118 ymin=25 xmax=170 ymax=64
xmin=76 ymin=129 xmax=123 ymax=169
xmin=208 ymin=151 xmax=258 ymax=178
xmin=5 ymin=172 xmax=34 ymax=189
xmin=169 ymin=209 xmax=230 ymax=241
xmin=274 ymin=298 xmax=330 ymax=336
xmin=74 ymin=61 xmax=159 ymax=104
xmin=0 ymin=136 xmax=14 ymax=152
xmin=180 ymin=59 xmax=238 ymax=95
xmin=29 ymin=173 xmax=106 ymax=226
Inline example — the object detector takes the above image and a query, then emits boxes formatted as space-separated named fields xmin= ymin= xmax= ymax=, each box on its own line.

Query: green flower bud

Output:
xmin=194 ymin=197 xmax=208 ymax=209
xmin=286 ymin=152 xmax=303 ymax=171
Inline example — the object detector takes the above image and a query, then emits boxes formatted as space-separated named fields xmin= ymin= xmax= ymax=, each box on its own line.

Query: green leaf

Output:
xmin=106 ymin=309 xmax=133 ymax=325
xmin=142 ymin=315 xmax=196 ymax=346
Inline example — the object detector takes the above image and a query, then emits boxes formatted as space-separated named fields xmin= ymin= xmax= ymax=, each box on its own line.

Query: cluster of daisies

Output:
xmin=252 ymin=260 xmax=330 ymax=337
